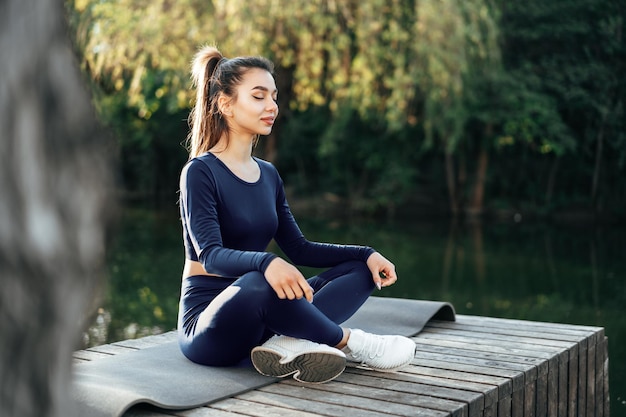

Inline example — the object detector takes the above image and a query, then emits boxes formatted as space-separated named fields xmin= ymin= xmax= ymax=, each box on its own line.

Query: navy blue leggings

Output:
xmin=178 ymin=260 xmax=375 ymax=366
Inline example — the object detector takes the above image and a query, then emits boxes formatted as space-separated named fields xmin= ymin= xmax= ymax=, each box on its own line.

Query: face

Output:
xmin=221 ymin=68 xmax=279 ymax=138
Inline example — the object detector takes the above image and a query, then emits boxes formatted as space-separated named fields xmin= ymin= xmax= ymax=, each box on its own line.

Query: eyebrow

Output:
xmin=251 ymin=86 xmax=278 ymax=94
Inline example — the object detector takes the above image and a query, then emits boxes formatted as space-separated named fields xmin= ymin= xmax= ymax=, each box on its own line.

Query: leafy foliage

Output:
xmin=66 ymin=0 xmax=626 ymax=218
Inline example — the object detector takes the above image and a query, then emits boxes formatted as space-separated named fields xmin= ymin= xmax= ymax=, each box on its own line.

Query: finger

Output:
xmin=291 ymin=284 xmax=305 ymax=300
xmin=294 ymin=276 xmax=313 ymax=302
xmin=380 ymin=269 xmax=397 ymax=287
xmin=381 ymin=277 xmax=396 ymax=287
xmin=274 ymin=286 xmax=287 ymax=299
xmin=302 ymin=283 xmax=314 ymax=302
xmin=382 ymin=269 xmax=396 ymax=281
xmin=371 ymin=270 xmax=383 ymax=290
xmin=283 ymin=285 xmax=297 ymax=300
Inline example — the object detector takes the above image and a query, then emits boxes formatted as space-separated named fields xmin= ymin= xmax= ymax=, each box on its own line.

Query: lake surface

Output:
xmin=86 ymin=207 xmax=626 ymax=416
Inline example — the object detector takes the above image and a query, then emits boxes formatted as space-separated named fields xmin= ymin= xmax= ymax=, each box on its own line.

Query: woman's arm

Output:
xmin=180 ymin=160 xmax=277 ymax=276
xmin=272 ymin=177 xmax=375 ymax=267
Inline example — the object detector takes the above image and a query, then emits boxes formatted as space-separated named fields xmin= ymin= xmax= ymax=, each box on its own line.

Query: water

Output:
xmin=86 ymin=207 xmax=626 ymax=415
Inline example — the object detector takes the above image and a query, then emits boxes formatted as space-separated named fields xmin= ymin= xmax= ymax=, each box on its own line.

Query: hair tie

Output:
xmin=208 ymin=57 xmax=227 ymax=97
xmin=208 ymin=57 xmax=227 ymax=80
xmin=214 ymin=57 xmax=228 ymax=76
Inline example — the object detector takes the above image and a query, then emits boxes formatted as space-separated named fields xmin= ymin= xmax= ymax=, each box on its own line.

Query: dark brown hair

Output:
xmin=187 ymin=46 xmax=274 ymax=158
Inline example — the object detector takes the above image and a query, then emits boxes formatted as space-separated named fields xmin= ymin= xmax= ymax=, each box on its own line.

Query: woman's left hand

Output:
xmin=366 ymin=251 xmax=397 ymax=290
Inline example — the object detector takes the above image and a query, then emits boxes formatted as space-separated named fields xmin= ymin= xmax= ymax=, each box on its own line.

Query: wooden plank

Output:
xmin=578 ymin=337 xmax=587 ymax=417
xmin=414 ymin=350 xmax=527 ymax=392
xmin=429 ymin=316 xmax=594 ymax=417
xmin=586 ymin=337 xmax=596 ymax=417
xmin=405 ymin=364 xmax=511 ymax=399
xmin=512 ymin=387 xmax=524 ymax=417
xmin=282 ymin=378 xmax=468 ymax=417
xmin=484 ymin=404 xmax=496 ymax=417
xmin=417 ymin=331 xmax=566 ymax=360
xmin=594 ymin=337 xmax=603 ymax=417
xmin=417 ymin=326 xmax=557 ymax=416
xmin=338 ymin=370 xmax=485 ymax=417
xmin=498 ymin=394 xmax=512 ymax=417
xmin=260 ymin=381 xmax=451 ymax=417
xmin=568 ymin=341 xmax=579 ymax=417
xmin=395 ymin=369 xmax=498 ymax=409
xmin=113 ymin=332 xmax=177 ymax=349
xmin=538 ymin=352 xmax=565 ymax=417
xmin=89 ymin=343 xmax=138 ymax=356
xmin=72 ymin=349 xmax=112 ymax=361
xmin=558 ymin=346 xmax=570 ymax=417
xmin=176 ymin=406 xmax=241 ymax=417
xmin=418 ymin=324 xmax=593 ymax=417
xmin=602 ymin=337 xmax=611 ymax=417
xmin=414 ymin=331 xmax=549 ymax=411
xmin=424 ymin=324 xmax=579 ymax=366
xmin=427 ymin=320 xmax=593 ymax=341
xmin=414 ymin=339 xmax=548 ymax=374
xmin=454 ymin=310 xmax=603 ymax=417
xmin=454 ymin=316 xmax=603 ymax=335
xmin=178 ymin=406 xmax=245 ymax=416
xmin=425 ymin=323 xmax=582 ymax=348
xmin=208 ymin=397 xmax=327 ymax=417
xmin=524 ymin=376 xmax=536 ymax=417
xmin=73 ymin=344 xmax=136 ymax=364
xmin=536 ymin=360 xmax=547 ymax=417
xmin=414 ymin=338 xmax=540 ymax=417
xmin=70 ymin=317 xmax=608 ymax=417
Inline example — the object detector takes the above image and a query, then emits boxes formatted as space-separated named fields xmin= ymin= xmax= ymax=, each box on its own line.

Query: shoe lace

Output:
xmin=353 ymin=333 xmax=386 ymax=361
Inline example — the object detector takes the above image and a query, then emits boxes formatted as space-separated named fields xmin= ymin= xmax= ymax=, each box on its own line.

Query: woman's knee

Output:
xmin=314 ymin=259 xmax=375 ymax=292
xmin=232 ymin=271 xmax=275 ymax=299
xmin=343 ymin=259 xmax=374 ymax=284
xmin=353 ymin=260 xmax=376 ymax=291
xmin=350 ymin=259 xmax=371 ymax=275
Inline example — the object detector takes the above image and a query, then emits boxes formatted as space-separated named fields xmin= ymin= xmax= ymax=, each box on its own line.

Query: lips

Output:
xmin=261 ymin=117 xmax=275 ymax=125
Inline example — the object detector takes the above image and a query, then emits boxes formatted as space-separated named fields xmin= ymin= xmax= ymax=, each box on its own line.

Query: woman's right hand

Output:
xmin=264 ymin=257 xmax=313 ymax=302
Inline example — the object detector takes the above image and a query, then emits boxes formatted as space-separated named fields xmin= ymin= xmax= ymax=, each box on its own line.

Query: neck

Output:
xmin=211 ymin=132 xmax=255 ymax=163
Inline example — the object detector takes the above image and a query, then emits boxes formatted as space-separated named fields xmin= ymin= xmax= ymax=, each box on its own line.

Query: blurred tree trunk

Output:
xmin=469 ymin=146 xmax=489 ymax=216
xmin=591 ymin=111 xmax=607 ymax=211
xmin=545 ymin=155 xmax=560 ymax=209
xmin=0 ymin=0 xmax=112 ymax=416
xmin=468 ymin=125 xmax=492 ymax=216
xmin=444 ymin=150 xmax=459 ymax=216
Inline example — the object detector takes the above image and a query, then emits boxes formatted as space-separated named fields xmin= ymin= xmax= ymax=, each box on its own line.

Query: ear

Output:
xmin=217 ymin=94 xmax=233 ymax=117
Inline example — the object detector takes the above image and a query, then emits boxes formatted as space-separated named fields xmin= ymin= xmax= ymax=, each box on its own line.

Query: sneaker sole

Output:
xmin=251 ymin=348 xmax=346 ymax=384
xmin=346 ymin=345 xmax=416 ymax=372
xmin=347 ymin=357 xmax=413 ymax=372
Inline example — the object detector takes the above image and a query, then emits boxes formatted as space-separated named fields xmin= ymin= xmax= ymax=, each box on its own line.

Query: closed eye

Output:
xmin=252 ymin=95 xmax=278 ymax=104
xmin=251 ymin=85 xmax=278 ymax=101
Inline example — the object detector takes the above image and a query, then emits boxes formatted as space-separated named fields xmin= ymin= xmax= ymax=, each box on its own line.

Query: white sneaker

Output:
xmin=344 ymin=329 xmax=416 ymax=372
xmin=251 ymin=335 xmax=346 ymax=383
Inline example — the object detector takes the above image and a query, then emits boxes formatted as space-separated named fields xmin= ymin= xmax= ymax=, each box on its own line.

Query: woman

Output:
xmin=177 ymin=45 xmax=415 ymax=384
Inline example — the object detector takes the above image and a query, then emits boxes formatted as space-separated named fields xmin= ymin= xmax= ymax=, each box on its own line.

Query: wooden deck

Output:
xmin=73 ymin=315 xmax=610 ymax=417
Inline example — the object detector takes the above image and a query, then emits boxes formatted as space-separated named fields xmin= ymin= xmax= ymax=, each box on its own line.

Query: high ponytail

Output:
xmin=185 ymin=45 xmax=275 ymax=159
xmin=187 ymin=46 xmax=224 ymax=158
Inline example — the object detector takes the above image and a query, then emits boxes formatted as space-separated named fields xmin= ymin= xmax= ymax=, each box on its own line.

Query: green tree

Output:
xmin=66 ymin=0 xmax=625 ymax=217
xmin=67 ymin=0 xmax=204 ymax=198
xmin=498 ymin=0 xmax=625 ymax=215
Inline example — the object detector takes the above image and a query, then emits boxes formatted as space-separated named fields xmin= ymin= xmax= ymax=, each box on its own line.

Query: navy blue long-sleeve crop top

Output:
xmin=179 ymin=153 xmax=375 ymax=277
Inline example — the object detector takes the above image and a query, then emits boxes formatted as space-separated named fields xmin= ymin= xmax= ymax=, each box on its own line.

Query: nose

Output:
xmin=267 ymin=98 xmax=278 ymax=114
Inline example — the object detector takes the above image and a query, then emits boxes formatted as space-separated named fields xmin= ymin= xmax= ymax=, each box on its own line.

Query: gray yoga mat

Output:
xmin=71 ymin=296 xmax=455 ymax=417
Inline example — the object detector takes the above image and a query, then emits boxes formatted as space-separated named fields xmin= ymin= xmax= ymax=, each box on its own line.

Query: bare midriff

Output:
xmin=182 ymin=259 xmax=223 ymax=279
